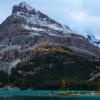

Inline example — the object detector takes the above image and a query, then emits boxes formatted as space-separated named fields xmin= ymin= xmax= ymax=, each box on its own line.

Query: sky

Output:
xmin=0 ymin=0 xmax=100 ymax=39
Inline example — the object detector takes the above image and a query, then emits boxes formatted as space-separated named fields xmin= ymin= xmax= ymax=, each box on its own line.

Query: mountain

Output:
xmin=0 ymin=2 xmax=100 ymax=68
xmin=0 ymin=2 xmax=100 ymax=90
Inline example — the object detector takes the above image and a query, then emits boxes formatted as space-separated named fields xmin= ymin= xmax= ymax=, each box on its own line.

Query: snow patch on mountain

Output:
xmin=23 ymin=25 xmax=45 ymax=32
xmin=47 ymin=24 xmax=63 ymax=31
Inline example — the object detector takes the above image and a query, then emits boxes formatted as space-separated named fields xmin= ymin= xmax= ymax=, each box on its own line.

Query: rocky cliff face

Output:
xmin=0 ymin=2 xmax=100 ymax=71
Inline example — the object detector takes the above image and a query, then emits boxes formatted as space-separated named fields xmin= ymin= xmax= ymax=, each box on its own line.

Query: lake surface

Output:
xmin=0 ymin=90 xmax=100 ymax=100
xmin=0 ymin=95 xmax=100 ymax=100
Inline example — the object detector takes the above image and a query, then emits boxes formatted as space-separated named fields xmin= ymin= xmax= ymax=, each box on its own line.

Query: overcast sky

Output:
xmin=0 ymin=0 xmax=100 ymax=39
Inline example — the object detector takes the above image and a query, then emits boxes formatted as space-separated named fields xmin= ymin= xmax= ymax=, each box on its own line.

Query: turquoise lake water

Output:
xmin=0 ymin=90 xmax=99 ymax=100
xmin=0 ymin=95 xmax=100 ymax=100
xmin=0 ymin=90 xmax=96 ymax=95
